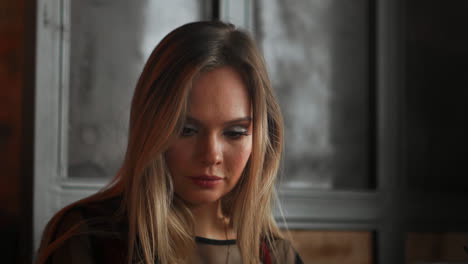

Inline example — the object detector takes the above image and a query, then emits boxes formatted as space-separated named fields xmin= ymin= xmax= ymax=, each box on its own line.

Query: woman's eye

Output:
xmin=181 ymin=126 xmax=197 ymax=137
xmin=224 ymin=129 xmax=249 ymax=139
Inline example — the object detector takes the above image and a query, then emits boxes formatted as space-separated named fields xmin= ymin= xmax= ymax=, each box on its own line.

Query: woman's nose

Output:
xmin=199 ymin=133 xmax=222 ymax=166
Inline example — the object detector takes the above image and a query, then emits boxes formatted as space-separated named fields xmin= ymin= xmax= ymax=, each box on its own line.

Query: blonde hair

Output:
xmin=37 ymin=21 xmax=284 ymax=264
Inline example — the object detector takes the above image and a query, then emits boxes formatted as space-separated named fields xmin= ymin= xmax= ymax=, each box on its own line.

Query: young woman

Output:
xmin=36 ymin=21 xmax=303 ymax=264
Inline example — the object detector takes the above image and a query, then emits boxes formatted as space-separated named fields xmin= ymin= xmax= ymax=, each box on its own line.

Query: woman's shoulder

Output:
xmin=54 ymin=195 xmax=124 ymax=235
xmin=83 ymin=196 xmax=124 ymax=220
xmin=49 ymin=194 xmax=126 ymax=245
xmin=43 ymin=195 xmax=127 ymax=263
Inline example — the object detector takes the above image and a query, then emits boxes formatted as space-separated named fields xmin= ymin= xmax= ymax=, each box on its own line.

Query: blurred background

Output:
xmin=1 ymin=0 xmax=468 ymax=263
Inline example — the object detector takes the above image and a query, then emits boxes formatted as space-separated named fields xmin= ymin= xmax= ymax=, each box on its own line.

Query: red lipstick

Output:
xmin=189 ymin=175 xmax=222 ymax=188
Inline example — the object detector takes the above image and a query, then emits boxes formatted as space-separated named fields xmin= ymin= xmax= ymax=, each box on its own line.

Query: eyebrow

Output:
xmin=186 ymin=116 xmax=252 ymax=126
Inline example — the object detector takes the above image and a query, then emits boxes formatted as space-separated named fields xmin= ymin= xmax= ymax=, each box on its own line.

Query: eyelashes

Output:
xmin=223 ymin=130 xmax=250 ymax=139
xmin=180 ymin=126 xmax=250 ymax=139
xmin=181 ymin=126 xmax=197 ymax=137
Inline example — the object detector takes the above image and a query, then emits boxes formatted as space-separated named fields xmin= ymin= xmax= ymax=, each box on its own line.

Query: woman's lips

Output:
xmin=189 ymin=175 xmax=222 ymax=188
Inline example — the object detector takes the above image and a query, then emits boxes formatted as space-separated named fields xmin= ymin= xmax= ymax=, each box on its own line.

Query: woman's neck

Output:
xmin=189 ymin=200 xmax=235 ymax=240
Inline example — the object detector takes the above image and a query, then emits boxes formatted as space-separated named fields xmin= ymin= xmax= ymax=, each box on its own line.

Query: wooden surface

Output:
xmin=406 ymin=232 xmax=468 ymax=263
xmin=287 ymin=230 xmax=373 ymax=264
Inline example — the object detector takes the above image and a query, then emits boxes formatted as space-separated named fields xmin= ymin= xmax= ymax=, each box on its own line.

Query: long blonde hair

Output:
xmin=37 ymin=21 xmax=284 ymax=264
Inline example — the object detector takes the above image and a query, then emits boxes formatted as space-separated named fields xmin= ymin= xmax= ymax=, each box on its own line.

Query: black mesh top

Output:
xmin=190 ymin=236 xmax=303 ymax=264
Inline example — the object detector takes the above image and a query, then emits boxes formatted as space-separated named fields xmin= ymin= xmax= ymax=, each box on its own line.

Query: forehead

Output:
xmin=188 ymin=66 xmax=251 ymax=123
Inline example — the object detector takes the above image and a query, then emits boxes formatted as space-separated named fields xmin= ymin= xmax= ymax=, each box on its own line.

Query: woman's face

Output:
xmin=165 ymin=66 xmax=252 ymax=206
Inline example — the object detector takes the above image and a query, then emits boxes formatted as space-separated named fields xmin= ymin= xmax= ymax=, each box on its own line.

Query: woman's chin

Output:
xmin=179 ymin=192 xmax=223 ymax=206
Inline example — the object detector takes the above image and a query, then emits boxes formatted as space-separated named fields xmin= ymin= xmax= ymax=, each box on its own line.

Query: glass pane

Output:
xmin=256 ymin=0 xmax=373 ymax=190
xmin=406 ymin=232 xmax=468 ymax=263
xmin=287 ymin=230 xmax=373 ymax=264
xmin=68 ymin=0 xmax=207 ymax=179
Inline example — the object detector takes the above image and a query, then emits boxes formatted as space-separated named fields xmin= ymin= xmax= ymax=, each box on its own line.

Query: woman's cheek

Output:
xmin=229 ymin=142 xmax=252 ymax=178
xmin=166 ymin=141 xmax=192 ymax=176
